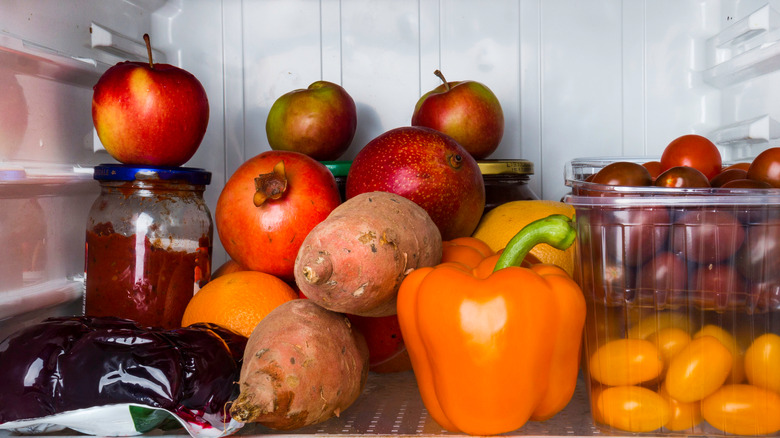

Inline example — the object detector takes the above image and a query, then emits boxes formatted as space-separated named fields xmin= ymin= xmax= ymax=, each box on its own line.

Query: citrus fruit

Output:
xmin=471 ymin=200 xmax=576 ymax=276
xmin=181 ymin=270 xmax=298 ymax=337
xmin=212 ymin=258 xmax=247 ymax=279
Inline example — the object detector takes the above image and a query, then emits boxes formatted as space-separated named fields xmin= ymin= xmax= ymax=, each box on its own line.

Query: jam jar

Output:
xmin=84 ymin=164 xmax=213 ymax=329
xmin=322 ymin=160 xmax=351 ymax=203
xmin=478 ymin=159 xmax=538 ymax=214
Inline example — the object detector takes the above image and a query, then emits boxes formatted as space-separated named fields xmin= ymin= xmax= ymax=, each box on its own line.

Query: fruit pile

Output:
xmin=568 ymin=134 xmax=780 ymax=435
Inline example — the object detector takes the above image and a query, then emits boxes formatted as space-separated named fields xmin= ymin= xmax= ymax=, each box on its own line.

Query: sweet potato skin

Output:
xmin=294 ymin=191 xmax=442 ymax=317
xmin=229 ymin=299 xmax=369 ymax=430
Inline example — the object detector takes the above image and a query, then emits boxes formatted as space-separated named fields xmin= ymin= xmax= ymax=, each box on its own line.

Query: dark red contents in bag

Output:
xmin=0 ymin=316 xmax=246 ymax=425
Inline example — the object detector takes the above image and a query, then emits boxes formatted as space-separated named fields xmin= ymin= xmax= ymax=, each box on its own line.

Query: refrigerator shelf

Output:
xmin=703 ymin=4 xmax=780 ymax=88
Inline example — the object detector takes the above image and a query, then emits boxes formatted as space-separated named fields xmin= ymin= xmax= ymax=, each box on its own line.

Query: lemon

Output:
xmin=472 ymin=200 xmax=576 ymax=276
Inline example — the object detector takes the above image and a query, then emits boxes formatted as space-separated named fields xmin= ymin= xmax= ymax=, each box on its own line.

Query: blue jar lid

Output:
xmin=93 ymin=164 xmax=211 ymax=185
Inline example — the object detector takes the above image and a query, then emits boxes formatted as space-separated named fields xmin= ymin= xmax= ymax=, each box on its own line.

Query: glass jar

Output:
xmin=478 ymin=159 xmax=538 ymax=214
xmin=84 ymin=164 xmax=213 ymax=329
xmin=322 ymin=160 xmax=351 ymax=203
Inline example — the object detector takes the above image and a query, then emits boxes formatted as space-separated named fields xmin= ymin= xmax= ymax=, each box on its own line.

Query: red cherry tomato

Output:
xmin=747 ymin=147 xmax=780 ymax=188
xmin=660 ymin=135 xmax=722 ymax=179
xmin=592 ymin=162 xmax=652 ymax=187
xmin=642 ymin=161 xmax=663 ymax=179
xmin=721 ymin=179 xmax=773 ymax=189
xmin=723 ymin=162 xmax=751 ymax=172
xmin=654 ymin=166 xmax=710 ymax=188
xmin=710 ymin=168 xmax=747 ymax=187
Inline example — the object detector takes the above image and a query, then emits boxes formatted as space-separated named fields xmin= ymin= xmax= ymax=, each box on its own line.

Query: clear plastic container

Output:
xmin=565 ymin=157 xmax=780 ymax=436
xmin=84 ymin=164 xmax=213 ymax=329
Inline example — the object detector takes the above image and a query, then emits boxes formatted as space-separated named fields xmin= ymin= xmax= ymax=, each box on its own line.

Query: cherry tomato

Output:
xmin=592 ymin=161 xmax=652 ymax=187
xmin=747 ymin=147 xmax=780 ymax=188
xmin=744 ymin=333 xmax=780 ymax=392
xmin=654 ymin=166 xmax=710 ymax=188
xmin=627 ymin=311 xmax=693 ymax=340
xmin=659 ymin=384 xmax=702 ymax=431
xmin=710 ymin=168 xmax=747 ymax=187
xmin=588 ymin=206 xmax=670 ymax=267
xmin=642 ymin=161 xmax=663 ymax=179
xmin=664 ymin=335 xmax=732 ymax=403
xmin=597 ymin=386 xmax=670 ymax=433
xmin=724 ymin=162 xmax=751 ymax=172
xmin=701 ymin=384 xmax=780 ymax=435
xmin=736 ymin=219 xmax=780 ymax=282
xmin=588 ymin=338 xmax=664 ymax=386
xmin=721 ymin=178 xmax=773 ymax=189
xmin=689 ymin=264 xmax=748 ymax=311
xmin=636 ymin=252 xmax=688 ymax=307
xmin=647 ymin=327 xmax=691 ymax=370
xmin=660 ymin=134 xmax=723 ymax=179
xmin=670 ymin=209 xmax=745 ymax=264
xmin=693 ymin=325 xmax=745 ymax=384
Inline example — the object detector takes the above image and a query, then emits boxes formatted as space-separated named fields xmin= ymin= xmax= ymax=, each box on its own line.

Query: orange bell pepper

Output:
xmin=397 ymin=214 xmax=586 ymax=436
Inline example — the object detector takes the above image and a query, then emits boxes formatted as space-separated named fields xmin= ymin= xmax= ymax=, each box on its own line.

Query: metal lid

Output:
xmin=321 ymin=160 xmax=352 ymax=177
xmin=93 ymin=163 xmax=212 ymax=185
xmin=477 ymin=159 xmax=534 ymax=175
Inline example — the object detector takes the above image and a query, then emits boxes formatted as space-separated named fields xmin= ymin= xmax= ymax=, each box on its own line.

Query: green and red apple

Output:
xmin=92 ymin=34 xmax=209 ymax=166
xmin=412 ymin=70 xmax=504 ymax=160
xmin=346 ymin=126 xmax=485 ymax=240
xmin=266 ymin=81 xmax=357 ymax=161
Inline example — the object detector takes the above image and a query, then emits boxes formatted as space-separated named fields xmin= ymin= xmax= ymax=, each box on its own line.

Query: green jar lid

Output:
xmin=477 ymin=159 xmax=534 ymax=175
xmin=321 ymin=160 xmax=352 ymax=177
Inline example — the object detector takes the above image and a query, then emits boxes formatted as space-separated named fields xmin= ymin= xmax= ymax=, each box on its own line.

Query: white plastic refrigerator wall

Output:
xmin=2 ymin=0 xmax=780 ymax=422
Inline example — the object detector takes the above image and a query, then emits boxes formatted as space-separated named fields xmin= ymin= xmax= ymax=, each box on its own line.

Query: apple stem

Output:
xmin=143 ymin=34 xmax=154 ymax=69
xmin=434 ymin=70 xmax=450 ymax=92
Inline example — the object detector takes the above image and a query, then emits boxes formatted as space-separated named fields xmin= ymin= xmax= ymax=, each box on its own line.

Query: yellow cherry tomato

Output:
xmin=627 ymin=311 xmax=692 ymax=340
xmin=588 ymin=384 xmax=606 ymax=424
xmin=694 ymin=324 xmax=745 ymax=383
xmin=597 ymin=386 xmax=670 ymax=433
xmin=589 ymin=338 xmax=664 ymax=386
xmin=665 ymin=336 xmax=732 ymax=403
xmin=659 ymin=384 xmax=702 ymax=431
xmin=702 ymin=384 xmax=780 ymax=435
xmin=647 ymin=327 xmax=691 ymax=370
xmin=745 ymin=332 xmax=780 ymax=393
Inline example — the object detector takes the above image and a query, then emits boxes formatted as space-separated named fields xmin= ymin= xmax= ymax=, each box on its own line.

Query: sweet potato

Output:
xmin=294 ymin=191 xmax=442 ymax=317
xmin=229 ymin=299 xmax=369 ymax=430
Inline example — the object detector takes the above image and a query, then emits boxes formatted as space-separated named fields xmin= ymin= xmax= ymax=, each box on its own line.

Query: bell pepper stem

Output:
xmin=493 ymin=214 xmax=576 ymax=272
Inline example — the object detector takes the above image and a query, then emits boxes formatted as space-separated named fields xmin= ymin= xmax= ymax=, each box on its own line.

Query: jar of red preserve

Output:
xmin=84 ymin=164 xmax=212 ymax=329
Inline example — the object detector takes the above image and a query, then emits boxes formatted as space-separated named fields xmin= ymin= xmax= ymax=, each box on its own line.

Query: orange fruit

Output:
xmin=181 ymin=270 xmax=298 ymax=337
xmin=471 ymin=200 xmax=576 ymax=276
xmin=212 ymin=258 xmax=247 ymax=279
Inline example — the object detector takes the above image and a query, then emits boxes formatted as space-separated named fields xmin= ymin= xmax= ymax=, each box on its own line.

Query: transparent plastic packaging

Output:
xmin=566 ymin=157 xmax=780 ymax=436
xmin=84 ymin=164 xmax=213 ymax=329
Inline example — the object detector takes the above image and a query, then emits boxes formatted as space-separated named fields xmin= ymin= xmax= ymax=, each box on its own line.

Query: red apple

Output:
xmin=266 ymin=81 xmax=357 ymax=161
xmin=411 ymin=70 xmax=504 ymax=160
xmin=92 ymin=34 xmax=209 ymax=166
xmin=346 ymin=126 xmax=485 ymax=240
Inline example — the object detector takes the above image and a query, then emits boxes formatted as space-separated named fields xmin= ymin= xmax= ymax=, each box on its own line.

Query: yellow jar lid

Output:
xmin=477 ymin=159 xmax=534 ymax=175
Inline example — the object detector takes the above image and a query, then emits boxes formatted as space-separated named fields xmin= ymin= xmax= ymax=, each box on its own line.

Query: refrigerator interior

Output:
xmin=3 ymin=0 xmax=780 ymax=435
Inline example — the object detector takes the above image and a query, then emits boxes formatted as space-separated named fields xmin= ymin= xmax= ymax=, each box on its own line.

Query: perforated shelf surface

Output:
xmin=240 ymin=371 xmax=602 ymax=437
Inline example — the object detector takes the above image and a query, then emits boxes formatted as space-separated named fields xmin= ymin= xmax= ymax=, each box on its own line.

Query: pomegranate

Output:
xmin=215 ymin=151 xmax=341 ymax=282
